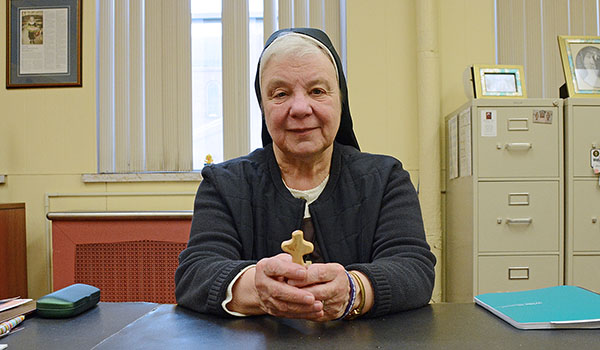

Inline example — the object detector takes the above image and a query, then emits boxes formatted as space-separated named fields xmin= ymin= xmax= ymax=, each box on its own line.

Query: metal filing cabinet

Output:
xmin=564 ymin=98 xmax=600 ymax=293
xmin=444 ymin=99 xmax=564 ymax=302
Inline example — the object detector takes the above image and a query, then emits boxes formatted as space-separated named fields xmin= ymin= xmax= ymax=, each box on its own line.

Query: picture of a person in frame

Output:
xmin=574 ymin=45 xmax=600 ymax=90
xmin=21 ymin=13 xmax=43 ymax=45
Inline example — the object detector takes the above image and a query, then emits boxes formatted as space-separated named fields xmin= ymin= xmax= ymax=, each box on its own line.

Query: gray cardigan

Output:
xmin=175 ymin=143 xmax=436 ymax=318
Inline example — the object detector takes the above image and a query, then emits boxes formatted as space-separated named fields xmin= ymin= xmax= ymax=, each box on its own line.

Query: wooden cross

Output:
xmin=281 ymin=230 xmax=314 ymax=267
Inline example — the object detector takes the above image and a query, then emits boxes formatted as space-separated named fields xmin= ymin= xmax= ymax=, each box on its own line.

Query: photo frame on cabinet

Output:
xmin=472 ymin=64 xmax=526 ymax=99
xmin=558 ymin=35 xmax=600 ymax=97
xmin=6 ymin=0 xmax=82 ymax=88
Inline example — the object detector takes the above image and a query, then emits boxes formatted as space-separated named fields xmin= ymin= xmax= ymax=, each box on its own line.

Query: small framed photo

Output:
xmin=6 ymin=0 xmax=82 ymax=88
xmin=472 ymin=64 xmax=527 ymax=99
xmin=558 ymin=35 xmax=600 ymax=97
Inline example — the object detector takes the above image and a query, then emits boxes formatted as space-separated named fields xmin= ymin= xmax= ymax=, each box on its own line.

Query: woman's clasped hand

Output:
xmin=253 ymin=254 xmax=352 ymax=321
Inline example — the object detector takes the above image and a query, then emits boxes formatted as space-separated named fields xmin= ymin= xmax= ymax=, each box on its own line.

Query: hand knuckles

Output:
xmin=277 ymin=302 xmax=290 ymax=313
xmin=259 ymin=257 xmax=281 ymax=275
xmin=265 ymin=305 xmax=278 ymax=316
xmin=266 ymin=299 xmax=283 ymax=313
xmin=264 ymin=263 xmax=278 ymax=276
xmin=256 ymin=258 xmax=268 ymax=270
xmin=269 ymin=288 xmax=284 ymax=299
xmin=255 ymin=281 xmax=269 ymax=294
xmin=317 ymin=267 xmax=329 ymax=281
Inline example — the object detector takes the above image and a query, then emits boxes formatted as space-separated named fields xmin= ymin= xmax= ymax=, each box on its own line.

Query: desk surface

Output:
xmin=1 ymin=302 xmax=158 ymax=349
xmin=3 ymin=302 xmax=599 ymax=349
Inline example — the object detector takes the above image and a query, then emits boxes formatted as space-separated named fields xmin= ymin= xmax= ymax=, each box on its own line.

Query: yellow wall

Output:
xmin=0 ymin=0 xmax=496 ymax=300
xmin=347 ymin=0 xmax=496 ymax=301
xmin=347 ymin=0 xmax=495 ymax=168
xmin=347 ymin=0 xmax=419 ymax=169
xmin=0 ymin=4 xmax=198 ymax=299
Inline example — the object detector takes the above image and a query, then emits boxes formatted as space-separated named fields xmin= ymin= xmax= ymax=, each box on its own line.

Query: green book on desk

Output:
xmin=475 ymin=285 xmax=600 ymax=329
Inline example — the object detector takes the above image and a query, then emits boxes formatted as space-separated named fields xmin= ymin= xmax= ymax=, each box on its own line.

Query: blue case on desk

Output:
xmin=36 ymin=283 xmax=101 ymax=318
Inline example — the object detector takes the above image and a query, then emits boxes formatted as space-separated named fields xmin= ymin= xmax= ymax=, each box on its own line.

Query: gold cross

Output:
xmin=281 ymin=230 xmax=314 ymax=267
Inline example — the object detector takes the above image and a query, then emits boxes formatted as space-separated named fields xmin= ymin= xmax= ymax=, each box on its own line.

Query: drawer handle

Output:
xmin=508 ymin=192 xmax=530 ymax=206
xmin=508 ymin=267 xmax=529 ymax=280
xmin=505 ymin=142 xmax=532 ymax=150
xmin=506 ymin=217 xmax=532 ymax=224
xmin=507 ymin=118 xmax=529 ymax=131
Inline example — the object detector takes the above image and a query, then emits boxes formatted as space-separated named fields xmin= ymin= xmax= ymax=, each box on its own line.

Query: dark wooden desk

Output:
xmin=3 ymin=302 xmax=599 ymax=349
xmin=2 ymin=302 xmax=158 ymax=349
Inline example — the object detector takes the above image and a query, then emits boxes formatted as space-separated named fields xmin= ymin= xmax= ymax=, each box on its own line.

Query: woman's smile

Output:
xmin=288 ymin=126 xmax=319 ymax=135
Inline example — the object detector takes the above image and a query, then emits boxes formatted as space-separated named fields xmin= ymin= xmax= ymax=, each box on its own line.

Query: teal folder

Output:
xmin=474 ymin=285 xmax=600 ymax=329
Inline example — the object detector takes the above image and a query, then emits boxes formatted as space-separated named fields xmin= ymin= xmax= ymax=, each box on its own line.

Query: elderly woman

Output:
xmin=175 ymin=28 xmax=435 ymax=321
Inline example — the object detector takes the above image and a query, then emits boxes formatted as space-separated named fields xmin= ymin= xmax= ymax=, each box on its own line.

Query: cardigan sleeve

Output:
xmin=174 ymin=166 xmax=256 ymax=317
xmin=346 ymin=161 xmax=436 ymax=318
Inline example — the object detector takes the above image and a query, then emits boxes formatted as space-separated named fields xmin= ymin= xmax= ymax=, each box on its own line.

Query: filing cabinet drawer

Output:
xmin=478 ymin=255 xmax=560 ymax=294
xmin=445 ymin=99 xmax=564 ymax=302
xmin=571 ymin=106 xmax=600 ymax=177
xmin=572 ymin=255 xmax=600 ymax=293
xmin=477 ymin=107 xmax=559 ymax=178
xmin=573 ymin=180 xmax=600 ymax=251
xmin=478 ymin=181 xmax=560 ymax=252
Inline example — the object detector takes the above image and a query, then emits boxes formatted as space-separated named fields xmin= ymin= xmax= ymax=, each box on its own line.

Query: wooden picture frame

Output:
xmin=472 ymin=64 xmax=527 ymax=99
xmin=6 ymin=0 xmax=82 ymax=88
xmin=558 ymin=35 xmax=600 ymax=97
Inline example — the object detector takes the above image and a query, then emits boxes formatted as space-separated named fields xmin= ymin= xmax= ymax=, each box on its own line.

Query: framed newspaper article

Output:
xmin=6 ymin=0 xmax=82 ymax=88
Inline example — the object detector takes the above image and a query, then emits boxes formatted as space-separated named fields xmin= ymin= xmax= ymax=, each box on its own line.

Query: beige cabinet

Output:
xmin=477 ymin=255 xmax=561 ymax=293
xmin=564 ymin=99 xmax=600 ymax=293
xmin=445 ymin=99 xmax=564 ymax=302
xmin=571 ymin=256 xmax=600 ymax=292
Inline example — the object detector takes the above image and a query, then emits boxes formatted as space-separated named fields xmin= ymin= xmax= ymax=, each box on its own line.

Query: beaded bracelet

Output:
xmin=345 ymin=271 xmax=366 ymax=320
xmin=336 ymin=270 xmax=356 ymax=320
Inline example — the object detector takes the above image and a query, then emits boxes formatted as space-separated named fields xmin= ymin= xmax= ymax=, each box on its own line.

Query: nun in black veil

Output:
xmin=175 ymin=28 xmax=435 ymax=322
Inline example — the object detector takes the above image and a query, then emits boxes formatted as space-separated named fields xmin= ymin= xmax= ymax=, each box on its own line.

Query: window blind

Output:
xmin=496 ymin=0 xmax=600 ymax=98
xmin=97 ymin=0 xmax=192 ymax=173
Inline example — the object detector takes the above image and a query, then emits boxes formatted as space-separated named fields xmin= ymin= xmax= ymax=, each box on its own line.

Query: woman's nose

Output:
xmin=288 ymin=93 xmax=312 ymax=118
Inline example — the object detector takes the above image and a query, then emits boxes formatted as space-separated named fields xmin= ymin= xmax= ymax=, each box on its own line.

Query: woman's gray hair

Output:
xmin=258 ymin=32 xmax=339 ymax=84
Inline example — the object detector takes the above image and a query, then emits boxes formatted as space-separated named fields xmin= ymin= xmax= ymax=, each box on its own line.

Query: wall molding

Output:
xmin=81 ymin=172 xmax=202 ymax=183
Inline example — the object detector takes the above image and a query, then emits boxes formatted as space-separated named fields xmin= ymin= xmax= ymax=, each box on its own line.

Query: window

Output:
xmin=191 ymin=0 xmax=264 ymax=167
xmin=96 ymin=0 xmax=344 ymax=176
xmin=191 ymin=2 xmax=224 ymax=167
xmin=96 ymin=0 xmax=192 ymax=173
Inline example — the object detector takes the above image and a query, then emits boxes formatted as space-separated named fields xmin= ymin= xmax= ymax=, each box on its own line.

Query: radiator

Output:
xmin=75 ymin=240 xmax=186 ymax=303
xmin=48 ymin=212 xmax=191 ymax=304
